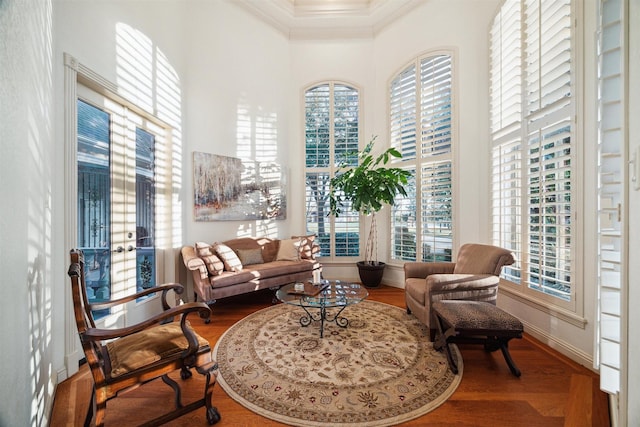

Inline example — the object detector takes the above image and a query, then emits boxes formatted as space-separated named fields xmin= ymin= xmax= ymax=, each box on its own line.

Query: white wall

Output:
xmin=182 ymin=0 xmax=292 ymax=245
xmin=0 ymin=0 xmax=57 ymax=425
xmin=372 ymin=0 xmax=500 ymax=287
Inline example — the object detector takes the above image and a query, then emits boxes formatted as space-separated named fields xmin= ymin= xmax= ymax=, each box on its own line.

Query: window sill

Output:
xmin=499 ymin=283 xmax=588 ymax=329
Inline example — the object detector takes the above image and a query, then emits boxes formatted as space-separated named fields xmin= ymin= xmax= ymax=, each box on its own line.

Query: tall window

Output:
xmin=490 ymin=0 xmax=576 ymax=306
xmin=305 ymin=82 xmax=360 ymax=258
xmin=390 ymin=53 xmax=454 ymax=262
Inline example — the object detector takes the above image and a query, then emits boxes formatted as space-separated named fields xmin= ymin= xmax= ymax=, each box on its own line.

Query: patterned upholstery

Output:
xmin=432 ymin=299 xmax=523 ymax=377
xmin=432 ymin=300 xmax=523 ymax=332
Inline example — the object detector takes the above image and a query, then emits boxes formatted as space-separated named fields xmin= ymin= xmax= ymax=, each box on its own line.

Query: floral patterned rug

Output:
xmin=213 ymin=300 xmax=462 ymax=426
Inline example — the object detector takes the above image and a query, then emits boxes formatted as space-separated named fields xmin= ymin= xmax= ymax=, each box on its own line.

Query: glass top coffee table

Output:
xmin=276 ymin=280 xmax=369 ymax=338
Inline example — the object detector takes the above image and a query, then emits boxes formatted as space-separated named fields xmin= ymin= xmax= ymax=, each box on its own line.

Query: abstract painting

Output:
xmin=193 ymin=152 xmax=286 ymax=221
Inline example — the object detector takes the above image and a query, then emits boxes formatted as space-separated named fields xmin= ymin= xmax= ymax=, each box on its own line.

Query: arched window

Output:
xmin=304 ymin=82 xmax=360 ymax=258
xmin=390 ymin=52 xmax=455 ymax=262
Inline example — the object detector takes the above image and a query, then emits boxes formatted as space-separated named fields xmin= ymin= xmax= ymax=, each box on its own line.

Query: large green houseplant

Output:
xmin=328 ymin=136 xmax=411 ymax=287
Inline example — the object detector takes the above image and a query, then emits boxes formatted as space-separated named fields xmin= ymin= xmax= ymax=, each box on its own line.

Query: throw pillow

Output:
xmin=291 ymin=234 xmax=320 ymax=259
xmin=194 ymin=242 xmax=224 ymax=276
xmin=235 ymin=248 xmax=264 ymax=266
xmin=276 ymin=238 xmax=302 ymax=261
xmin=213 ymin=242 xmax=243 ymax=272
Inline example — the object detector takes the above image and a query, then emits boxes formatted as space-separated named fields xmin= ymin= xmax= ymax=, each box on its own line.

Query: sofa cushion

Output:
xmin=276 ymin=238 xmax=302 ymax=261
xmin=291 ymin=234 xmax=320 ymax=259
xmin=213 ymin=242 xmax=243 ymax=272
xmin=210 ymin=270 xmax=258 ymax=288
xmin=236 ymin=248 xmax=264 ymax=266
xmin=224 ymin=237 xmax=279 ymax=263
xmin=194 ymin=242 xmax=224 ymax=276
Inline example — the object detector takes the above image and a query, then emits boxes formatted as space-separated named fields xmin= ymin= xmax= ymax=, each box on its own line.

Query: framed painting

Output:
xmin=193 ymin=152 xmax=286 ymax=221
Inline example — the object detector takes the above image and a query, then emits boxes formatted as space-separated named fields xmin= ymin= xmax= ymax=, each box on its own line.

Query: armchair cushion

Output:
xmin=453 ymin=243 xmax=515 ymax=275
xmin=406 ymin=274 xmax=498 ymax=306
xmin=106 ymin=322 xmax=209 ymax=378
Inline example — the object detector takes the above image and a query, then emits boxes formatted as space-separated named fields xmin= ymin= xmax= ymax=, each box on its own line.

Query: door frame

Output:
xmin=63 ymin=53 xmax=176 ymax=379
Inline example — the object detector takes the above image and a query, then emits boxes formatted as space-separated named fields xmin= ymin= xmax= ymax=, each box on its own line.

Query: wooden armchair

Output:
xmin=404 ymin=243 xmax=515 ymax=340
xmin=67 ymin=249 xmax=221 ymax=426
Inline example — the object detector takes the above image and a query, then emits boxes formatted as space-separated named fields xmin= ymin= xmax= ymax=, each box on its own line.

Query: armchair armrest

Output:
xmin=83 ymin=301 xmax=211 ymax=342
xmin=89 ymin=283 xmax=185 ymax=312
xmin=83 ymin=301 xmax=211 ymax=361
xmin=427 ymin=273 xmax=499 ymax=296
xmin=404 ymin=262 xmax=456 ymax=279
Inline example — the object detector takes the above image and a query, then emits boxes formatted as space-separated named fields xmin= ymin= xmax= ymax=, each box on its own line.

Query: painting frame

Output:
xmin=193 ymin=152 xmax=286 ymax=221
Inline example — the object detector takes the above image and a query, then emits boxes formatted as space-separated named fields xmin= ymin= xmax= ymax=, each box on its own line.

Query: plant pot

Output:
xmin=357 ymin=261 xmax=385 ymax=288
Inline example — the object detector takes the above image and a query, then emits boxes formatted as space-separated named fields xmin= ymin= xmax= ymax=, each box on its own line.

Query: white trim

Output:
xmin=63 ymin=53 xmax=81 ymax=377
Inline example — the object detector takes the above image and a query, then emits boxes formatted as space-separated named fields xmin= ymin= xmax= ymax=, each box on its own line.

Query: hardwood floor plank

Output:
xmin=50 ymin=285 xmax=610 ymax=426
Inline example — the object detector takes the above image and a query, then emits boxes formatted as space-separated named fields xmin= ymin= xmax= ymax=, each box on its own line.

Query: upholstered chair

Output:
xmin=404 ymin=243 xmax=515 ymax=340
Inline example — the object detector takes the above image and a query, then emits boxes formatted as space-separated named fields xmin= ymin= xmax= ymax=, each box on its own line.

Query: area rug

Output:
xmin=213 ymin=300 xmax=462 ymax=426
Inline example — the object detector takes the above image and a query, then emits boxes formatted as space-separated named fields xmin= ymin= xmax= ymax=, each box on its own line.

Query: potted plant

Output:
xmin=328 ymin=136 xmax=411 ymax=287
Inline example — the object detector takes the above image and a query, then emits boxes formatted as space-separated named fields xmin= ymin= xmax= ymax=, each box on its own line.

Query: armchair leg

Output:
xmin=162 ymin=374 xmax=184 ymax=409
xmin=94 ymin=389 xmax=107 ymax=427
xmin=84 ymin=388 xmax=95 ymax=427
xmin=197 ymin=362 xmax=221 ymax=425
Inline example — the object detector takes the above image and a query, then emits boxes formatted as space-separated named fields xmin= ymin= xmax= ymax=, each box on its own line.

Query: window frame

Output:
xmin=490 ymin=0 xmax=585 ymax=319
xmin=388 ymin=50 xmax=456 ymax=265
xmin=303 ymin=80 xmax=362 ymax=261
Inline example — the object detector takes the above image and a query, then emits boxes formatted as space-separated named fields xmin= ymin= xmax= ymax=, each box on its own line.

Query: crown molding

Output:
xmin=231 ymin=0 xmax=427 ymax=40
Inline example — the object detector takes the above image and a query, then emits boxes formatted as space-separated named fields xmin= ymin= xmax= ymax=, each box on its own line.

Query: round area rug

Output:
xmin=213 ymin=300 xmax=462 ymax=426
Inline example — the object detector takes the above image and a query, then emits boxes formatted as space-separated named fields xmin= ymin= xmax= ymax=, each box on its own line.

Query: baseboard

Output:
xmin=522 ymin=319 xmax=595 ymax=371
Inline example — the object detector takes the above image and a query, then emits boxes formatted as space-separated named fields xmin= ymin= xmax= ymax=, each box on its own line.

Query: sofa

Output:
xmin=180 ymin=236 xmax=321 ymax=308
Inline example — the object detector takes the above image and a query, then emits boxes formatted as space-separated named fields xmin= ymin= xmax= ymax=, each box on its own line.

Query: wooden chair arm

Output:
xmin=82 ymin=302 xmax=211 ymax=342
xmin=89 ymin=283 xmax=184 ymax=312
xmin=404 ymin=262 xmax=456 ymax=279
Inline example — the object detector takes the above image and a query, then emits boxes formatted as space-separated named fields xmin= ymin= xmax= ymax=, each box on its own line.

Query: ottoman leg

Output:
xmin=433 ymin=314 xmax=458 ymax=374
xmin=499 ymin=339 xmax=521 ymax=377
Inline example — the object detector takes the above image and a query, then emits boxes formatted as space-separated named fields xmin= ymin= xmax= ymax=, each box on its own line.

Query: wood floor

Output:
xmin=51 ymin=285 xmax=611 ymax=427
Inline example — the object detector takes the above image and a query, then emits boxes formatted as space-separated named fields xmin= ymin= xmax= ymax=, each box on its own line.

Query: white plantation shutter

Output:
xmin=491 ymin=0 xmax=575 ymax=306
xmin=304 ymin=82 xmax=360 ymax=258
xmin=305 ymin=85 xmax=331 ymax=168
xmin=491 ymin=138 xmax=522 ymax=284
xmin=491 ymin=0 xmax=523 ymax=283
xmin=420 ymin=56 xmax=452 ymax=157
xmin=421 ymin=161 xmax=453 ymax=260
xmin=333 ymin=84 xmax=359 ymax=167
xmin=597 ymin=0 xmax=626 ymax=398
xmin=390 ymin=52 xmax=454 ymax=263
xmin=391 ymin=170 xmax=416 ymax=261
xmin=390 ymin=65 xmax=417 ymax=160
xmin=490 ymin=0 xmax=521 ymax=137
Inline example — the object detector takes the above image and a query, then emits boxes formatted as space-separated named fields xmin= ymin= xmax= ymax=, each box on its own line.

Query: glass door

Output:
xmin=77 ymin=86 xmax=160 ymax=325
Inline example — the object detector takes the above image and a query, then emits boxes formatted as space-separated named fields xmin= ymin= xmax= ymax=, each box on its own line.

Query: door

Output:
xmin=76 ymin=85 xmax=162 ymax=326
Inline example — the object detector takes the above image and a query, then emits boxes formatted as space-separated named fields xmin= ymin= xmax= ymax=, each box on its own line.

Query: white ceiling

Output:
xmin=233 ymin=0 xmax=427 ymax=39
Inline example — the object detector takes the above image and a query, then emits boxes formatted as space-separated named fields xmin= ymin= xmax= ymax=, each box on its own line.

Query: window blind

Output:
xmin=491 ymin=0 xmax=575 ymax=304
xmin=390 ymin=65 xmax=417 ymax=160
xmin=597 ymin=0 xmax=625 ymax=396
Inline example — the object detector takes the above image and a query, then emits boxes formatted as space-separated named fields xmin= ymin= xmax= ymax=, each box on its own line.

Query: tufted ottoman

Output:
xmin=432 ymin=300 xmax=523 ymax=377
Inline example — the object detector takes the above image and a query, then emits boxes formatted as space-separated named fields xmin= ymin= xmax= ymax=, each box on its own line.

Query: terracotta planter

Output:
xmin=357 ymin=261 xmax=385 ymax=288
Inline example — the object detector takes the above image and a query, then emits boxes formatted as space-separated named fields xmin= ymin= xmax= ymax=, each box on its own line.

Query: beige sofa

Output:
xmin=180 ymin=236 xmax=321 ymax=309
